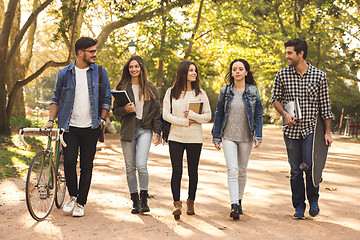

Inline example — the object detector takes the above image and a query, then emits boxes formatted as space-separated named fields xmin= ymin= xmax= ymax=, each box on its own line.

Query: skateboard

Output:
xmin=312 ymin=114 xmax=329 ymax=187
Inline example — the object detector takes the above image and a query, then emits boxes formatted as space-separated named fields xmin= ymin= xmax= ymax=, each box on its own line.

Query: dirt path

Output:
xmin=1 ymin=124 xmax=359 ymax=240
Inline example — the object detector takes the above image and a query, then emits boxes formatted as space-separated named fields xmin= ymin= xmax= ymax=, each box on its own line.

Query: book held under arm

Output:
xmin=188 ymin=101 xmax=204 ymax=114
xmin=282 ymin=98 xmax=302 ymax=125
xmin=111 ymin=90 xmax=131 ymax=107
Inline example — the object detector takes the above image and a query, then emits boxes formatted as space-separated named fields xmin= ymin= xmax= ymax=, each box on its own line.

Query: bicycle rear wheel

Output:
xmin=26 ymin=151 xmax=56 ymax=221
xmin=55 ymin=149 xmax=66 ymax=208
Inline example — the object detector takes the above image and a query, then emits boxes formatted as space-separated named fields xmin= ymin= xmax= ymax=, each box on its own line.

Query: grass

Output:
xmin=1 ymin=117 xmax=118 ymax=179
xmin=0 ymin=134 xmax=46 ymax=179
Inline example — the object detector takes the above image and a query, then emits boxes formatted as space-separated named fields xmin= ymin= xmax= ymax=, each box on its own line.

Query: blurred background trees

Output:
xmin=1 ymin=0 xmax=359 ymax=134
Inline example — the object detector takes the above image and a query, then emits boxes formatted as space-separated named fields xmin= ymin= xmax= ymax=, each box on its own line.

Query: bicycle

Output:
xmin=19 ymin=127 xmax=67 ymax=221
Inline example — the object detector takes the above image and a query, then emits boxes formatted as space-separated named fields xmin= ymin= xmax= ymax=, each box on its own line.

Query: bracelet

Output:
xmin=48 ymin=119 xmax=54 ymax=123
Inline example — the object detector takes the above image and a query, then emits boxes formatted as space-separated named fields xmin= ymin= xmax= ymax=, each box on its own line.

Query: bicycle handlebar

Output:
xmin=19 ymin=127 xmax=67 ymax=148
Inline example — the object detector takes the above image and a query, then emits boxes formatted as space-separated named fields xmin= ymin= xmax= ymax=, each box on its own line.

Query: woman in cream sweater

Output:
xmin=162 ymin=61 xmax=211 ymax=220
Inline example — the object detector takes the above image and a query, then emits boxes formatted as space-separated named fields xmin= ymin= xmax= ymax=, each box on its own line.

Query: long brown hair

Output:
xmin=171 ymin=61 xmax=201 ymax=99
xmin=116 ymin=55 xmax=155 ymax=101
xmin=225 ymin=59 xmax=256 ymax=86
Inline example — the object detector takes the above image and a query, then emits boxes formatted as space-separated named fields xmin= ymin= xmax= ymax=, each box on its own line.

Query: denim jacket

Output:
xmin=212 ymin=83 xmax=263 ymax=143
xmin=51 ymin=61 xmax=111 ymax=131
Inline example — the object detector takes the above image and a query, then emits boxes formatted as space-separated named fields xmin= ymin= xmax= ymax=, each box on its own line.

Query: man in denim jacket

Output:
xmin=44 ymin=37 xmax=111 ymax=217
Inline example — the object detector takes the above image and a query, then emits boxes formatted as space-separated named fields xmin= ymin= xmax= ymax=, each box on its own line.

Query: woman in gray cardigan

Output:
xmin=113 ymin=55 xmax=161 ymax=214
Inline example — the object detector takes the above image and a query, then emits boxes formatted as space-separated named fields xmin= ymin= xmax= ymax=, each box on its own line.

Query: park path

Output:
xmin=0 ymin=124 xmax=359 ymax=240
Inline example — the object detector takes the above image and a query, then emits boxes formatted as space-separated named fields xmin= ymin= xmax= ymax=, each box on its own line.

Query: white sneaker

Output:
xmin=72 ymin=203 xmax=84 ymax=217
xmin=63 ymin=196 xmax=77 ymax=215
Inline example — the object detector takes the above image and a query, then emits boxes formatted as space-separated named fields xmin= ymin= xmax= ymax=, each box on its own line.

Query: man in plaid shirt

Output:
xmin=271 ymin=38 xmax=333 ymax=220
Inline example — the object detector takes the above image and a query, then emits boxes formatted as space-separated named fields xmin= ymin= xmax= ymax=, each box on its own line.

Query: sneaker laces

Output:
xmin=76 ymin=203 xmax=84 ymax=209
xmin=65 ymin=196 xmax=76 ymax=206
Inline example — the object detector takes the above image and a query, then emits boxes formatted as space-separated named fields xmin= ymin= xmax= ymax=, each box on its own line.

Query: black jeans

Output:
xmin=169 ymin=141 xmax=202 ymax=201
xmin=284 ymin=133 xmax=319 ymax=210
xmin=63 ymin=126 xmax=100 ymax=206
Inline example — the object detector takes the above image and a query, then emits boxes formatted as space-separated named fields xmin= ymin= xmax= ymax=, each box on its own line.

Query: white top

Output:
xmin=162 ymin=88 xmax=211 ymax=143
xmin=69 ymin=66 xmax=92 ymax=128
xmin=132 ymin=85 xmax=144 ymax=120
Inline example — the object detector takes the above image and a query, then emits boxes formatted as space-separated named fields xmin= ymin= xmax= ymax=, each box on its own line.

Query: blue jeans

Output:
xmin=284 ymin=133 xmax=319 ymax=210
xmin=121 ymin=127 xmax=152 ymax=193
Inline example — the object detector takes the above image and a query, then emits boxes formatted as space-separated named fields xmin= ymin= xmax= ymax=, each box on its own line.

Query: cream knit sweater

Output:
xmin=162 ymin=88 xmax=211 ymax=143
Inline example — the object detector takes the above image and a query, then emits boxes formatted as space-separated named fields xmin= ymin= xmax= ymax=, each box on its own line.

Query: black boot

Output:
xmin=140 ymin=190 xmax=150 ymax=213
xmin=238 ymin=199 xmax=243 ymax=215
xmin=230 ymin=204 xmax=240 ymax=220
xmin=130 ymin=192 xmax=140 ymax=214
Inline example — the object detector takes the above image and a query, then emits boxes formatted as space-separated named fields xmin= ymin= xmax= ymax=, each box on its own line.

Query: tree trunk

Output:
xmin=183 ymin=0 xmax=204 ymax=60
xmin=8 ymin=2 xmax=25 ymax=117
xmin=0 ymin=0 xmax=20 ymax=135
xmin=23 ymin=0 xmax=39 ymax=71
xmin=157 ymin=2 xmax=166 ymax=97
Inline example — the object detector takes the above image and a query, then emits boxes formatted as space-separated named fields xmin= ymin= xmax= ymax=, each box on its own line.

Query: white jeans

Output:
xmin=222 ymin=139 xmax=253 ymax=204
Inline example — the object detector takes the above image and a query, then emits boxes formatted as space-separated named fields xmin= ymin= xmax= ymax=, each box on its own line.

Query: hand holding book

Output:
xmin=188 ymin=101 xmax=204 ymax=114
xmin=283 ymin=98 xmax=302 ymax=126
xmin=111 ymin=90 xmax=131 ymax=107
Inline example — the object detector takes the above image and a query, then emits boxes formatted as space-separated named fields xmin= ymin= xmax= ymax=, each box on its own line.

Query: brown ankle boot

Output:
xmin=186 ymin=199 xmax=195 ymax=215
xmin=172 ymin=201 xmax=182 ymax=220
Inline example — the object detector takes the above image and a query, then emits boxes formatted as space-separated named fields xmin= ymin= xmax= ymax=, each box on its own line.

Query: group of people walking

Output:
xmin=45 ymin=37 xmax=333 ymax=221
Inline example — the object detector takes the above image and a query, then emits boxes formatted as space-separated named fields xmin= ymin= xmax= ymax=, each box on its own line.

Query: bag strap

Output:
xmin=170 ymin=92 xmax=173 ymax=114
xmin=98 ymin=65 xmax=103 ymax=117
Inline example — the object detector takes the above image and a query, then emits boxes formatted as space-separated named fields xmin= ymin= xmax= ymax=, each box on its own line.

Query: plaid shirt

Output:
xmin=271 ymin=63 xmax=333 ymax=139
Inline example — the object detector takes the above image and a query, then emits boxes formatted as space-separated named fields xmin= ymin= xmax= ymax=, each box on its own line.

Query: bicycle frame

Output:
xmin=20 ymin=127 xmax=67 ymax=196
xmin=20 ymin=127 xmax=67 ymax=221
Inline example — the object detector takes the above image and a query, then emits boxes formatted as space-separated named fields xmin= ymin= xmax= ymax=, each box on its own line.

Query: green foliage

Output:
xmin=10 ymin=117 xmax=32 ymax=129
xmin=10 ymin=117 xmax=52 ymax=130
xmin=20 ymin=0 xmax=360 ymax=127
xmin=0 ymin=135 xmax=45 ymax=179
xmin=24 ymin=72 xmax=56 ymax=109
xmin=31 ymin=119 xmax=48 ymax=128
xmin=111 ymin=120 xmax=121 ymax=133
xmin=180 ymin=0 xmax=360 ymax=121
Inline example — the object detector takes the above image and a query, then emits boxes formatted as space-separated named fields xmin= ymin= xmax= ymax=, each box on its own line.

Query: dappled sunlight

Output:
xmin=1 ymin=124 xmax=359 ymax=238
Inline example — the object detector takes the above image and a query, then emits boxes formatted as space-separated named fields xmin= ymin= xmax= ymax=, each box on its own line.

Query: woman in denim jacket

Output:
xmin=212 ymin=59 xmax=263 ymax=220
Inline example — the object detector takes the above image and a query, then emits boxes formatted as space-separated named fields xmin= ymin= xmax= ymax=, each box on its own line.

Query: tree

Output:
xmin=179 ymin=0 xmax=360 ymax=122
xmin=0 ymin=0 xmax=57 ymax=135
xmin=0 ymin=0 xmax=192 ymax=135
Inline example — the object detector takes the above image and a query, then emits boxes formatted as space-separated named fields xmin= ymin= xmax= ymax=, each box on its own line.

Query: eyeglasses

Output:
xmin=82 ymin=49 xmax=97 ymax=55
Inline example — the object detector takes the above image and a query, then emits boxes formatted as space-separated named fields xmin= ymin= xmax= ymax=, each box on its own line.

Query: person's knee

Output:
xmin=125 ymin=164 xmax=136 ymax=174
xmin=227 ymin=168 xmax=238 ymax=179
xmin=136 ymin=163 xmax=148 ymax=173
xmin=238 ymin=167 xmax=247 ymax=177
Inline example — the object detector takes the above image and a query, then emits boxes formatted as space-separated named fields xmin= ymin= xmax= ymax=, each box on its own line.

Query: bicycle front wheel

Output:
xmin=55 ymin=149 xmax=66 ymax=208
xmin=26 ymin=151 xmax=56 ymax=221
